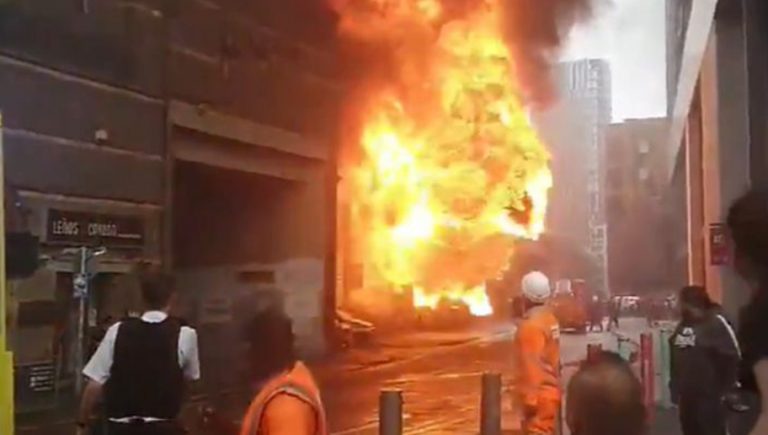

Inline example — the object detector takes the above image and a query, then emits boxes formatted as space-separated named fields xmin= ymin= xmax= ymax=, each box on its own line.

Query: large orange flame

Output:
xmin=338 ymin=0 xmax=552 ymax=316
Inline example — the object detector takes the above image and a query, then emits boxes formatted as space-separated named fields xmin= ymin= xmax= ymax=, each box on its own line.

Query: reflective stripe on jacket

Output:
xmin=514 ymin=305 xmax=561 ymax=407
xmin=240 ymin=362 xmax=327 ymax=435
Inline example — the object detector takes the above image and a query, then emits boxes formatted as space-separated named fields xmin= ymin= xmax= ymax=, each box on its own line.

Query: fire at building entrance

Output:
xmin=334 ymin=0 xmax=553 ymax=320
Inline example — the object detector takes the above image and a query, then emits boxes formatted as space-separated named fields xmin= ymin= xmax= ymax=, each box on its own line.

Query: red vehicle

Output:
xmin=550 ymin=279 xmax=590 ymax=333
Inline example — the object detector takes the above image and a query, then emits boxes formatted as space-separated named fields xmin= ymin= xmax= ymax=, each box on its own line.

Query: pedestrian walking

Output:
xmin=513 ymin=271 xmax=560 ymax=435
xmin=642 ymin=298 xmax=653 ymax=327
xmin=76 ymin=269 xmax=200 ymax=435
xmin=239 ymin=308 xmax=327 ymax=435
xmin=566 ymin=351 xmax=646 ymax=435
xmin=727 ymin=189 xmax=768 ymax=435
xmin=669 ymin=285 xmax=739 ymax=435
xmin=608 ymin=297 xmax=620 ymax=331
xmin=588 ymin=295 xmax=604 ymax=332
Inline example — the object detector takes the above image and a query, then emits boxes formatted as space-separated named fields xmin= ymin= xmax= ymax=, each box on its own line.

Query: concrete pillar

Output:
xmin=743 ymin=0 xmax=768 ymax=185
xmin=685 ymin=90 xmax=705 ymax=286
xmin=699 ymin=28 xmax=723 ymax=303
xmin=697 ymin=2 xmax=752 ymax=318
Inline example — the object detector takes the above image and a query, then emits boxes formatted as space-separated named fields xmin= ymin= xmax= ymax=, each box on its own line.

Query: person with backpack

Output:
xmin=669 ymin=285 xmax=740 ymax=435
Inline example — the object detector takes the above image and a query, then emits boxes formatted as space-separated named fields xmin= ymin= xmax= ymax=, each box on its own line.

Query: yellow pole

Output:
xmin=0 ymin=112 xmax=15 ymax=434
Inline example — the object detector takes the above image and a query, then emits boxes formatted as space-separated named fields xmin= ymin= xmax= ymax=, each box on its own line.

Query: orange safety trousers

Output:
xmin=240 ymin=362 xmax=327 ymax=435
xmin=523 ymin=399 xmax=559 ymax=435
xmin=514 ymin=306 xmax=561 ymax=434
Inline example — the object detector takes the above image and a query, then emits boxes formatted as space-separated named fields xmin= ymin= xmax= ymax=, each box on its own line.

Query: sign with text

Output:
xmin=46 ymin=209 xmax=144 ymax=248
xmin=709 ymin=223 xmax=729 ymax=266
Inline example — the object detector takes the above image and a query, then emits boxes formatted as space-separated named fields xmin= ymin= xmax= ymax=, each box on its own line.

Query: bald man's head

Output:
xmin=567 ymin=351 xmax=647 ymax=435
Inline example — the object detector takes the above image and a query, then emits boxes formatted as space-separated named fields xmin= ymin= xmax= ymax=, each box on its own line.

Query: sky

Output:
xmin=562 ymin=0 xmax=667 ymax=122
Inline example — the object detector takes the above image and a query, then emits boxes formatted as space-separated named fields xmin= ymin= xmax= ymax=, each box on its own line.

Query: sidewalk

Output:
xmin=570 ymin=318 xmax=682 ymax=435
xmin=614 ymin=319 xmax=681 ymax=435
xmin=651 ymin=406 xmax=681 ymax=435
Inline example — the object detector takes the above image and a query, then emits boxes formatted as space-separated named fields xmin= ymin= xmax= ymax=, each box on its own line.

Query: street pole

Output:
xmin=0 ymin=112 xmax=14 ymax=435
xmin=70 ymin=246 xmax=105 ymax=395
xmin=73 ymin=247 xmax=88 ymax=395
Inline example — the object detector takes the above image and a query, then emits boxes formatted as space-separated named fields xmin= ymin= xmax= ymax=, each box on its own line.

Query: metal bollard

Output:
xmin=640 ymin=332 xmax=655 ymax=420
xmin=659 ymin=329 xmax=672 ymax=408
xmin=586 ymin=343 xmax=603 ymax=362
xmin=379 ymin=389 xmax=403 ymax=435
xmin=480 ymin=372 xmax=502 ymax=435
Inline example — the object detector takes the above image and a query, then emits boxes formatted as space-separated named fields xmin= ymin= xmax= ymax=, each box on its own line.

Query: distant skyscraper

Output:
xmin=534 ymin=59 xmax=612 ymax=293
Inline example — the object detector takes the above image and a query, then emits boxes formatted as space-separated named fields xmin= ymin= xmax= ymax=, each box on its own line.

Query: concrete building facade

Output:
xmin=606 ymin=118 xmax=673 ymax=295
xmin=0 ymin=0 xmax=343 ymax=420
xmin=666 ymin=0 xmax=768 ymax=320
xmin=534 ymin=59 xmax=612 ymax=293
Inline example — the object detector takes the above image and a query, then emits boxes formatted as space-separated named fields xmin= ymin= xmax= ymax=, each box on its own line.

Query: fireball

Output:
xmin=336 ymin=0 xmax=552 ymax=316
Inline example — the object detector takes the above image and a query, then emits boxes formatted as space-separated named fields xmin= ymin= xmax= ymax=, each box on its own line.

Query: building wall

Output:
xmin=535 ymin=59 xmax=612 ymax=293
xmin=166 ymin=0 xmax=340 ymax=139
xmin=666 ymin=0 xmax=768 ymax=320
xmin=534 ymin=97 xmax=591 ymax=249
xmin=1 ymin=0 xmax=343 ymax=416
xmin=605 ymin=118 xmax=670 ymax=294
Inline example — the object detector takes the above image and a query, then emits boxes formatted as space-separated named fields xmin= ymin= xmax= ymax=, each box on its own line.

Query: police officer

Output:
xmin=76 ymin=270 xmax=200 ymax=435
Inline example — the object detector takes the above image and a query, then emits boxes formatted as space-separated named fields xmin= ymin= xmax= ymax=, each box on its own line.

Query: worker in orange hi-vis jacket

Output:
xmin=239 ymin=309 xmax=327 ymax=435
xmin=513 ymin=271 xmax=561 ymax=435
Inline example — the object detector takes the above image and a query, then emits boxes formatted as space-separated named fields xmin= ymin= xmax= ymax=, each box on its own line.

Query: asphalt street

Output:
xmin=17 ymin=318 xmax=681 ymax=435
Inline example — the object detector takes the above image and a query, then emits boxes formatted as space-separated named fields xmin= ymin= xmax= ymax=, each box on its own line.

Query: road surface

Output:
xmin=18 ymin=318 xmax=679 ymax=435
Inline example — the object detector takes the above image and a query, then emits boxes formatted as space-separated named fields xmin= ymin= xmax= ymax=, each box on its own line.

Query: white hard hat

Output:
xmin=522 ymin=271 xmax=551 ymax=303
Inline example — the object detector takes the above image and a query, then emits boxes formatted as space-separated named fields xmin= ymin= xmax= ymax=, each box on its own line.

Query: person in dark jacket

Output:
xmin=588 ymin=295 xmax=604 ymax=332
xmin=607 ymin=297 xmax=620 ymax=331
xmin=669 ymin=285 xmax=740 ymax=435
xmin=727 ymin=189 xmax=768 ymax=435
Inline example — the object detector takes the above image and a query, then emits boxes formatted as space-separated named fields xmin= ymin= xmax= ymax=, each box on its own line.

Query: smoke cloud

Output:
xmin=329 ymin=0 xmax=595 ymax=108
xmin=500 ymin=0 xmax=594 ymax=107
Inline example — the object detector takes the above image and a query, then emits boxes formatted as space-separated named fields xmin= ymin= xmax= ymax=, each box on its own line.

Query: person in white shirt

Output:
xmin=76 ymin=270 xmax=200 ymax=435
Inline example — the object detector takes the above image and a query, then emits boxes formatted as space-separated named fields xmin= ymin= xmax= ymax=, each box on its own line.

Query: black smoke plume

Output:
xmin=499 ymin=0 xmax=594 ymax=107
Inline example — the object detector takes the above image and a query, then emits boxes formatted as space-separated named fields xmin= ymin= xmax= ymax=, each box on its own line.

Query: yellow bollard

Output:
xmin=0 ymin=112 xmax=15 ymax=435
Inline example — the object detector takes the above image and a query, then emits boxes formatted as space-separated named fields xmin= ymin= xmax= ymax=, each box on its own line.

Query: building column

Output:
xmin=744 ymin=0 xmax=768 ymax=184
xmin=685 ymin=88 xmax=705 ymax=286
xmin=698 ymin=2 xmax=752 ymax=318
